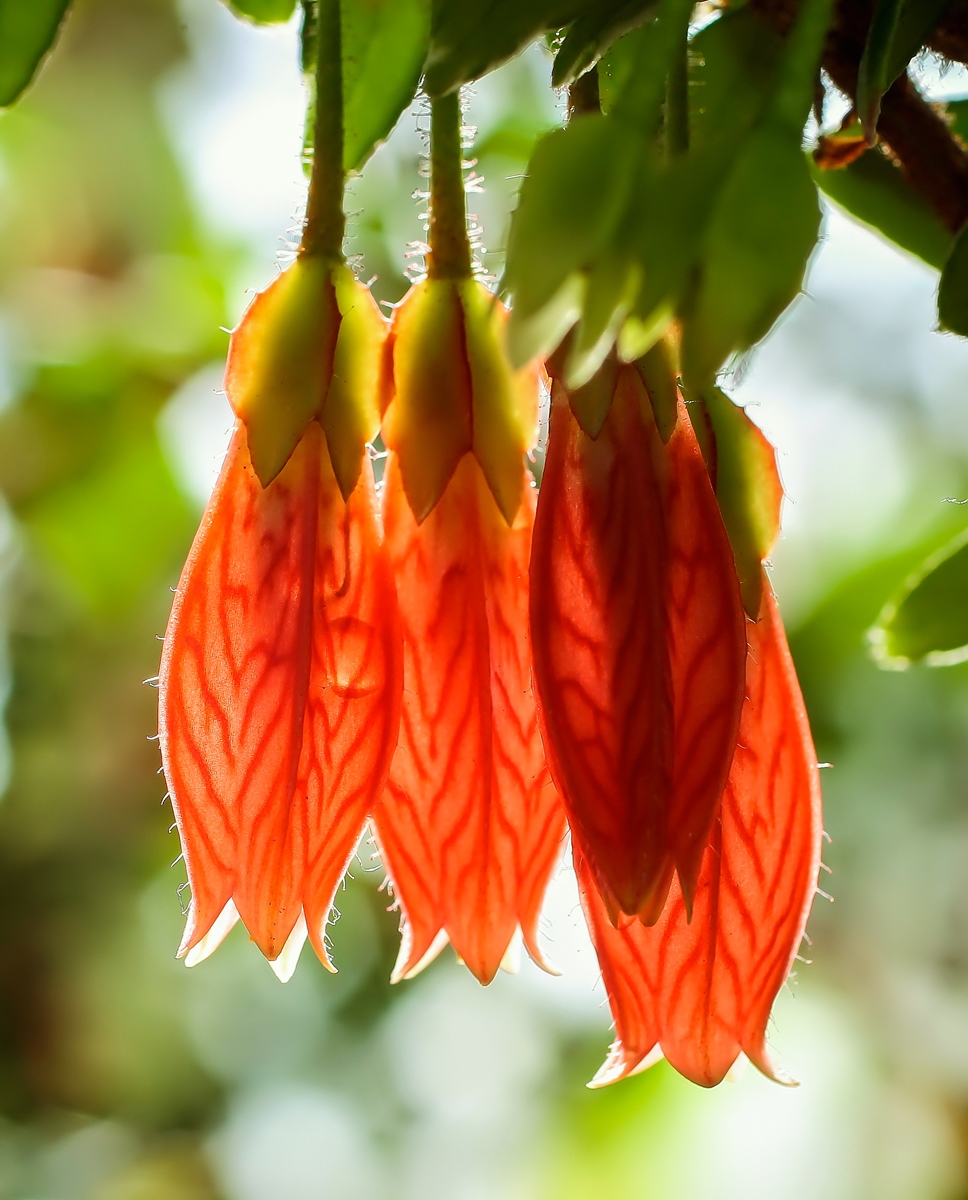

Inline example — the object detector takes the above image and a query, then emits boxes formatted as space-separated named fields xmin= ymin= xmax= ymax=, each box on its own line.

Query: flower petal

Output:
xmin=375 ymin=452 xmax=565 ymax=985
xmin=578 ymin=584 xmax=823 ymax=1088
xmin=159 ymin=421 xmax=401 ymax=969
xmin=530 ymin=367 xmax=745 ymax=919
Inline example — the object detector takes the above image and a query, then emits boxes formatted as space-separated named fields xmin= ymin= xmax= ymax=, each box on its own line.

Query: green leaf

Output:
xmin=700 ymin=386 xmax=783 ymax=617
xmin=504 ymin=115 xmax=637 ymax=358
xmin=946 ymin=96 xmax=968 ymax=144
xmin=0 ymin=0 xmax=70 ymax=107
xmin=553 ymin=0 xmax=657 ymax=89
xmin=857 ymin=0 xmax=905 ymax=141
xmin=872 ymin=528 xmax=968 ymax=665
xmin=772 ymin=0 xmax=835 ymax=132
xmin=224 ymin=0 xmax=297 ymax=23
xmin=341 ymin=0 xmax=429 ymax=171
xmin=425 ymin=0 xmax=584 ymax=96
xmin=886 ymin=0 xmax=953 ymax=82
xmin=811 ymin=148 xmax=951 ymax=270
xmin=681 ymin=126 xmax=821 ymax=388
xmin=938 ymin=222 xmax=968 ymax=335
xmin=688 ymin=9 xmax=781 ymax=151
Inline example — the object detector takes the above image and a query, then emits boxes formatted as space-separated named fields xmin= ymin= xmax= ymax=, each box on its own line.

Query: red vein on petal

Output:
xmin=374 ymin=452 xmax=564 ymax=984
xmin=578 ymin=583 xmax=823 ymax=1088
xmin=159 ymin=421 xmax=401 ymax=968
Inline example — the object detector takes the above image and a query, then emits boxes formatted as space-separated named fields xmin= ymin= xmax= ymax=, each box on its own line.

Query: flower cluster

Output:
xmin=158 ymin=89 xmax=822 ymax=1088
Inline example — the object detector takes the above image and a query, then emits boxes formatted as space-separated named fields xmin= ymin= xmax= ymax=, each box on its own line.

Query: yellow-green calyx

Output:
xmin=225 ymin=257 xmax=386 ymax=497
xmin=381 ymin=276 xmax=537 ymax=526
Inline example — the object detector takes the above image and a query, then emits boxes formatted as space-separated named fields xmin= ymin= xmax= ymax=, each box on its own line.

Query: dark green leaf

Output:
xmin=886 ymin=0 xmax=953 ymax=81
xmin=553 ymin=0 xmax=656 ymax=89
xmin=0 ymin=0 xmax=70 ymax=107
xmin=946 ymin=95 xmax=968 ymax=144
xmin=425 ymin=0 xmax=584 ymax=96
xmin=342 ymin=0 xmax=429 ymax=171
xmin=873 ymin=528 xmax=968 ymax=665
xmin=811 ymin=148 xmax=951 ymax=270
xmin=224 ymin=0 xmax=297 ymax=23
xmin=938 ymin=222 xmax=968 ymax=335
xmin=857 ymin=0 xmax=905 ymax=141
xmin=681 ymin=127 xmax=821 ymax=387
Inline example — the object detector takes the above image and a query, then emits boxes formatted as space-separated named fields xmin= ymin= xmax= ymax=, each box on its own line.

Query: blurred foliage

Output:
xmin=0 ymin=0 xmax=71 ymax=108
xmin=1 ymin=0 xmax=968 ymax=1197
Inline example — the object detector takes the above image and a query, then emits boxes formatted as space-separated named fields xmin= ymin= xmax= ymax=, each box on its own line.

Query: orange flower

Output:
xmin=576 ymin=580 xmax=822 ymax=1087
xmin=158 ymin=258 xmax=402 ymax=978
xmin=372 ymin=277 xmax=565 ymax=984
xmin=530 ymin=362 xmax=747 ymax=922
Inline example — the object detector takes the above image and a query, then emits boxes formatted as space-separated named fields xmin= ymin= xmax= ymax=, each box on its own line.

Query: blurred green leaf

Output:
xmin=946 ymin=95 xmax=968 ymax=143
xmin=0 ymin=0 xmax=70 ymax=107
xmin=223 ymin=0 xmax=297 ymax=22
xmin=425 ymin=0 xmax=584 ymax=95
xmin=939 ymin=222 xmax=968 ymax=335
xmin=681 ymin=127 xmax=821 ymax=387
xmin=504 ymin=115 xmax=637 ymax=361
xmin=873 ymin=528 xmax=968 ymax=665
xmin=342 ymin=0 xmax=429 ymax=171
xmin=23 ymin=429 xmax=193 ymax=619
xmin=772 ymin=0 xmax=835 ymax=132
xmin=553 ymin=0 xmax=656 ymax=89
xmin=811 ymin=149 xmax=951 ymax=270
xmin=688 ymin=9 xmax=781 ymax=151
xmin=857 ymin=0 xmax=905 ymax=141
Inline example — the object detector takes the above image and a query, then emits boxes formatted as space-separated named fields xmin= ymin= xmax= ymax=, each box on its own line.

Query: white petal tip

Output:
xmin=391 ymin=928 xmax=450 ymax=984
xmin=181 ymin=899 xmax=239 ymax=968
xmin=268 ymin=911 xmax=308 ymax=983
xmin=499 ymin=929 xmax=523 ymax=975
xmin=588 ymin=1042 xmax=663 ymax=1089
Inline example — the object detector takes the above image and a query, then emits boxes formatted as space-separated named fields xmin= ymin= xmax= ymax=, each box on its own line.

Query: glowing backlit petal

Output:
xmin=159 ymin=421 xmax=401 ymax=970
xmin=374 ymin=452 xmax=565 ymax=985
xmin=530 ymin=366 xmax=745 ymax=920
xmin=578 ymin=585 xmax=823 ymax=1088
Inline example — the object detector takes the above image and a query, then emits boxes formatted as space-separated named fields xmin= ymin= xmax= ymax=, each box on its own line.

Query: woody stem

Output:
xmin=428 ymin=91 xmax=472 ymax=279
xmin=301 ymin=0 xmax=345 ymax=260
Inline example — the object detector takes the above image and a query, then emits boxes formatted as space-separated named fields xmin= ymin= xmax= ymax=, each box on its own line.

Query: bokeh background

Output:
xmin=2 ymin=0 xmax=968 ymax=1195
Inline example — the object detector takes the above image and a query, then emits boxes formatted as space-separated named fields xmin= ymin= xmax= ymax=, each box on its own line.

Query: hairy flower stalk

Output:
xmin=372 ymin=92 xmax=564 ymax=984
xmin=530 ymin=355 xmax=747 ymax=922
xmin=158 ymin=0 xmax=401 ymax=977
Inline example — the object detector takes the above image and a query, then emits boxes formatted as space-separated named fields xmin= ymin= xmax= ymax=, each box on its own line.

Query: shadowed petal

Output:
xmin=578 ymin=585 xmax=823 ymax=1088
xmin=531 ymin=367 xmax=745 ymax=920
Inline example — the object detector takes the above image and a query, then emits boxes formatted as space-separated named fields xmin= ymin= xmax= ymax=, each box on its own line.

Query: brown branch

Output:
xmin=751 ymin=0 xmax=968 ymax=234
xmin=929 ymin=0 xmax=968 ymax=64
